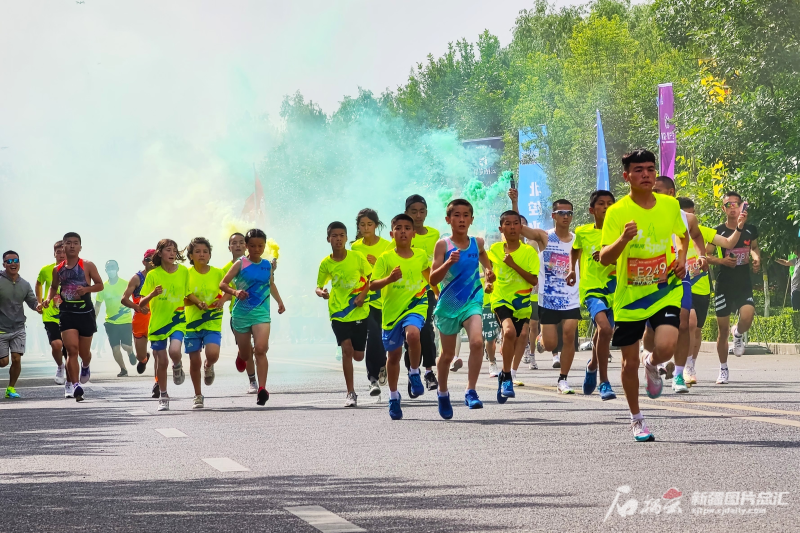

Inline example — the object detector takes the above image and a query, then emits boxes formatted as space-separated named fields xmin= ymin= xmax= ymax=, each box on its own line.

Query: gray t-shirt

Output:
xmin=0 ymin=271 xmax=37 ymax=333
xmin=792 ymin=257 xmax=800 ymax=293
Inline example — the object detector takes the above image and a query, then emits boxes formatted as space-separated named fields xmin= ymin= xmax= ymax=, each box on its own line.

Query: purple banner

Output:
xmin=657 ymin=83 xmax=676 ymax=180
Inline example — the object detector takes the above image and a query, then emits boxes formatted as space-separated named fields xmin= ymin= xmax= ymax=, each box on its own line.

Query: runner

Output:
xmin=707 ymin=191 xmax=761 ymax=384
xmin=567 ymin=190 xmax=617 ymax=400
xmin=138 ymin=239 xmax=191 ymax=411
xmin=515 ymin=214 xmax=539 ymax=382
xmin=35 ymin=240 xmax=67 ymax=385
xmin=94 ymin=260 xmax=135 ymax=377
xmin=404 ymin=194 xmax=440 ymax=391
xmin=370 ymin=214 xmax=432 ymax=420
xmin=599 ymin=149 xmax=687 ymax=441
xmin=0 ymin=251 xmax=38 ymax=399
xmin=487 ymin=210 xmax=539 ymax=405
xmin=43 ymin=232 xmax=104 ymax=402
xmin=430 ymin=199 xmax=495 ymax=419
xmin=316 ymin=222 xmax=371 ymax=407
xmin=220 ymin=229 xmax=286 ymax=406
xmin=351 ymin=208 xmax=391 ymax=396
xmin=775 ymin=250 xmax=800 ymax=311
xmin=223 ymin=232 xmax=259 ymax=394
xmin=185 ymin=237 xmax=227 ymax=409
xmin=481 ymin=235 xmax=502 ymax=377
xmin=120 ymin=249 xmax=158 ymax=397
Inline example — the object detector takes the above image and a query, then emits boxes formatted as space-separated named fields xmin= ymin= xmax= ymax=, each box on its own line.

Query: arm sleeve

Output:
xmin=316 ymin=260 xmax=330 ymax=289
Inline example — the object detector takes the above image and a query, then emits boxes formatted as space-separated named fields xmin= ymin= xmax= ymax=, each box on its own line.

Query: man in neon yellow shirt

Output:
xmin=599 ymin=149 xmax=688 ymax=442
xmin=35 ymin=240 xmax=67 ymax=385
xmin=95 ymin=260 xmax=135 ymax=377
xmin=316 ymin=222 xmax=371 ymax=407
xmin=371 ymin=214 xmax=432 ymax=420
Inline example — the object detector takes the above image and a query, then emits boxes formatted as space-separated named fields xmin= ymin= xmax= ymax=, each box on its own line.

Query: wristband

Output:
xmin=699 ymin=255 xmax=707 ymax=259
xmin=736 ymin=226 xmax=745 ymax=232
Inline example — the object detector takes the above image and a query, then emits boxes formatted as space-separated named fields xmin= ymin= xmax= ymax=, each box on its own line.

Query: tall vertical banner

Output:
xmin=657 ymin=83 xmax=676 ymax=180
xmin=596 ymin=109 xmax=609 ymax=191
xmin=518 ymin=127 xmax=552 ymax=230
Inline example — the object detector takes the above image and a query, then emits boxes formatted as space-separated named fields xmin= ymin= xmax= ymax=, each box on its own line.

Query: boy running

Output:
xmin=316 ymin=222 xmax=372 ymax=407
xmin=95 ymin=260 xmax=135 ymax=377
xmin=370 ymin=214 xmax=432 ymax=420
xmin=0 ymin=251 xmax=38 ymax=399
xmin=120 ymin=249 xmax=158 ymax=397
xmin=35 ymin=240 xmax=67 ymax=385
xmin=185 ymin=237 xmax=227 ymax=409
xmin=567 ymin=190 xmax=617 ymax=400
xmin=599 ymin=149 xmax=687 ymax=442
xmin=487 ymin=211 xmax=539 ymax=404
xmin=220 ymin=229 xmax=286 ymax=407
xmin=224 ymin=232 xmax=259 ymax=394
xmin=430 ymin=199 xmax=495 ymax=419
xmin=43 ymin=232 xmax=104 ymax=402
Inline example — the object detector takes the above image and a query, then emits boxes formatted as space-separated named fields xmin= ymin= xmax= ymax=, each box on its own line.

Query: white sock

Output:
xmin=675 ymin=365 xmax=684 ymax=377
xmin=721 ymin=363 xmax=728 ymax=370
xmin=408 ymin=367 xmax=420 ymax=375
xmin=631 ymin=412 xmax=644 ymax=421
xmin=437 ymin=389 xmax=448 ymax=397
xmin=81 ymin=363 xmax=89 ymax=368
xmin=511 ymin=369 xmax=517 ymax=379
xmin=389 ymin=390 xmax=400 ymax=400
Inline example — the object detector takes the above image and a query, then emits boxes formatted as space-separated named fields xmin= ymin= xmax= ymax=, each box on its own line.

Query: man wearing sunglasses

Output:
xmin=121 ymin=249 xmax=158 ymax=397
xmin=707 ymin=191 xmax=760 ymax=384
xmin=0 ymin=251 xmax=39 ymax=399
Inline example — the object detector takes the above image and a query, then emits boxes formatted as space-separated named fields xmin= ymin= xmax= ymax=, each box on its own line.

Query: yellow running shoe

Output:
xmin=5 ymin=386 xmax=20 ymax=399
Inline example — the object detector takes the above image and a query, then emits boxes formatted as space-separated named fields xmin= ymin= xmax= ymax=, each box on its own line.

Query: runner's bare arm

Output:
xmin=476 ymin=237 xmax=495 ymax=282
xmin=271 ymin=272 xmax=285 ymax=314
xmin=429 ymin=240 xmax=452 ymax=286
xmin=80 ymin=261 xmax=104 ymax=295
xmin=43 ymin=265 xmax=60 ymax=306
xmin=219 ymin=262 xmax=242 ymax=296
xmin=519 ymin=226 xmax=548 ymax=251
xmin=567 ymin=248 xmax=581 ymax=287
xmin=120 ymin=275 xmax=141 ymax=310
xmin=750 ymin=238 xmax=762 ymax=273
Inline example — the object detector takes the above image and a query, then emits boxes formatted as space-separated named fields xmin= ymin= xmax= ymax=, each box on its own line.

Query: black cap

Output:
xmin=405 ymin=194 xmax=427 ymax=210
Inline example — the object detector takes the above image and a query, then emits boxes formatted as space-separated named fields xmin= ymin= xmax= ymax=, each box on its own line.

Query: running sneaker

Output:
xmin=732 ymin=324 xmax=745 ymax=356
xmin=117 ymin=369 xmax=128 ymax=378
xmin=552 ymin=353 xmax=561 ymax=369
xmin=684 ymin=365 xmax=697 ymax=385
xmin=598 ymin=381 xmax=617 ymax=401
xmin=54 ymin=365 xmax=66 ymax=385
xmin=663 ymin=361 xmax=675 ymax=381
xmin=484 ymin=348 xmax=489 ymax=362
xmin=344 ymin=391 xmax=358 ymax=408
xmin=5 ymin=386 xmax=20 ymax=399
xmin=513 ymin=378 xmax=525 ymax=387
xmin=79 ymin=365 xmax=91 ymax=384
xmin=247 ymin=380 xmax=258 ymax=394
xmin=388 ymin=394 xmax=403 ymax=420
xmin=136 ymin=354 xmax=150 ymax=375
xmin=522 ymin=345 xmax=531 ymax=364
xmin=529 ymin=355 xmax=538 ymax=370
xmin=536 ymin=334 xmax=545 ymax=353
xmin=464 ymin=389 xmax=483 ymax=409
xmin=335 ymin=347 xmax=342 ymax=361
xmin=424 ymin=371 xmax=438 ymax=391
xmin=583 ymin=360 xmax=597 ymax=395
xmin=488 ymin=363 xmax=499 ymax=377
xmin=641 ymin=353 xmax=663 ymax=399
xmin=204 ymin=364 xmax=215 ymax=386
xmin=408 ymin=372 xmax=425 ymax=397
xmin=378 ymin=366 xmax=387 ymax=386
xmin=172 ymin=364 xmax=185 ymax=385
xmin=437 ymin=392 xmax=453 ymax=419
xmin=151 ymin=382 xmax=160 ymax=399
xmin=192 ymin=394 xmax=204 ymax=409
xmin=74 ymin=384 xmax=84 ymax=402
xmin=716 ymin=368 xmax=729 ymax=384
xmin=557 ymin=379 xmax=574 ymax=394
xmin=158 ymin=393 xmax=170 ymax=411
xmin=450 ymin=358 xmax=463 ymax=372
xmin=672 ymin=374 xmax=689 ymax=393
xmin=500 ymin=376 xmax=515 ymax=398
xmin=128 ymin=352 xmax=137 ymax=365
xmin=631 ymin=418 xmax=655 ymax=442
xmin=368 ymin=380 xmax=381 ymax=397
xmin=235 ymin=355 xmax=246 ymax=373
xmin=65 ymin=382 xmax=75 ymax=399
xmin=256 ymin=387 xmax=269 ymax=406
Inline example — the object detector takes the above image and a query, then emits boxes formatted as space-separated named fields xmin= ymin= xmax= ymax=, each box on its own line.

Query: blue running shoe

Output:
xmin=388 ymin=393 xmax=402 ymax=420
xmin=598 ymin=381 xmax=617 ymax=401
xmin=438 ymin=393 xmax=453 ymax=419
xmin=408 ymin=372 xmax=425 ymax=398
xmin=79 ymin=365 xmax=91 ymax=384
xmin=496 ymin=372 xmax=508 ymax=404
xmin=583 ymin=359 xmax=598 ymax=395
xmin=501 ymin=377 xmax=515 ymax=398
xmin=464 ymin=389 xmax=483 ymax=409
xmin=74 ymin=384 xmax=85 ymax=402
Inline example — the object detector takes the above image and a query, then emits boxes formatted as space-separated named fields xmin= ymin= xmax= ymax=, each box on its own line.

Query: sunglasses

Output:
xmin=3 ymin=258 xmax=19 ymax=264
xmin=553 ymin=210 xmax=574 ymax=217
xmin=724 ymin=201 xmax=741 ymax=208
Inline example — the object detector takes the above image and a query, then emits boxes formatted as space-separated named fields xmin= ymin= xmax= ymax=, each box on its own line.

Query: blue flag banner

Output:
xmin=596 ymin=110 xmax=609 ymax=191
xmin=518 ymin=127 xmax=552 ymax=230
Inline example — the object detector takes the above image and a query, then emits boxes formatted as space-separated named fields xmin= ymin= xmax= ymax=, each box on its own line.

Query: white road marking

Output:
xmin=202 ymin=458 xmax=249 ymax=472
xmin=155 ymin=428 xmax=187 ymax=438
xmin=126 ymin=409 xmax=150 ymax=416
xmin=285 ymin=506 xmax=365 ymax=533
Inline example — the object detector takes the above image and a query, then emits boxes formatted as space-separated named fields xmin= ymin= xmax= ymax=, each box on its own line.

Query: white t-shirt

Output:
xmin=539 ymin=229 xmax=580 ymax=311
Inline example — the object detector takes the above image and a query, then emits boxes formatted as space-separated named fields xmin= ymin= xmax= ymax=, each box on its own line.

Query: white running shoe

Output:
xmin=488 ymin=363 xmax=499 ymax=377
xmin=344 ymin=391 xmax=357 ymax=407
xmin=172 ymin=364 xmax=185 ymax=385
xmin=552 ymin=353 xmax=561 ymax=369
xmin=378 ymin=366 xmax=387 ymax=386
xmin=368 ymin=380 xmax=381 ymax=397
xmin=247 ymin=380 xmax=258 ymax=394
xmin=528 ymin=355 xmax=538 ymax=370
xmin=158 ymin=393 xmax=170 ymax=411
xmin=522 ymin=345 xmax=531 ymax=364
xmin=536 ymin=335 xmax=545 ymax=353
xmin=716 ymin=368 xmax=729 ymax=384
xmin=64 ymin=382 xmax=74 ymax=398
xmin=192 ymin=394 xmax=204 ymax=409
xmin=54 ymin=366 xmax=66 ymax=385
xmin=732 ymin=325 xmax=745 ymax=356
xmin=557 ymin=379 xmax=574 ymax=394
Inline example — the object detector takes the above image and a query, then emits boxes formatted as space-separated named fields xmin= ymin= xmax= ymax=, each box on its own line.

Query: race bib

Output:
xmin=729 ymin=246 xmax=750 ymax=266
xmin=546 ymin=252 xmax=570 ymax=278
xmin=687 ymin=257 xmax=702 ymax=278
xmin=627 ymin=255 xmax=669 ymax=286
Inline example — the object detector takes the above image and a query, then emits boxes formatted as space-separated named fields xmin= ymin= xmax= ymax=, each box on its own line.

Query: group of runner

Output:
xmin=0 ymin=148 xmax=765 ymax=441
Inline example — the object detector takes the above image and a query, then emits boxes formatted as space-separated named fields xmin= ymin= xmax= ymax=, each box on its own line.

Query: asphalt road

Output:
xmin=1 ymin=342 xmax=798 ymax=532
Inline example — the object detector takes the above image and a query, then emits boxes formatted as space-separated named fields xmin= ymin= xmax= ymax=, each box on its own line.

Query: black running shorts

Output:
xmin=612 ymin=305 xmax=681 ymax=347
xmin=538 ymin=306 xmax=582 ymax=325
xmin=59 ymin=311 xmax=97 ymax=337
xmin=493 ymin=306 xmax=530 ymax=338
xmin=692 ymin=293 xmax=711 ymax=329
xmin=331 ymin=319 xmax=368 ymax=351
